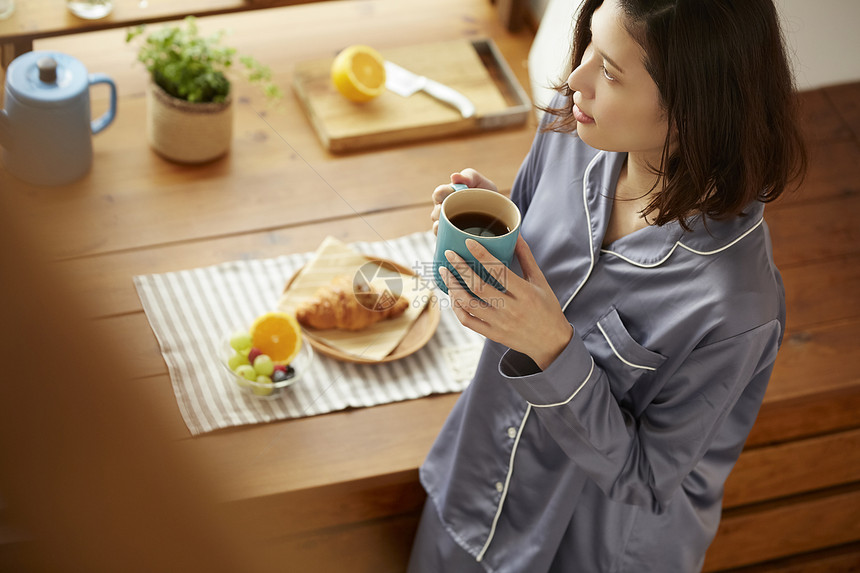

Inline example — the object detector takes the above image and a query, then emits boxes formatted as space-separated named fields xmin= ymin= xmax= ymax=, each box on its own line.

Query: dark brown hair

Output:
xmin=543 ymin=0 xmax=807 ymax=228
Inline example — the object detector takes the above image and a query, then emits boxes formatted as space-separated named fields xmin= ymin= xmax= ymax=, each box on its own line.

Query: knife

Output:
xmin=384 ymin=61 xmax=476 ymax=119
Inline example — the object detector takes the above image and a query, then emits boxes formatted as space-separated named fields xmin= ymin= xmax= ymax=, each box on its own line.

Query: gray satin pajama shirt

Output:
xmin=410 ymin=107 xmax=786 ymax=572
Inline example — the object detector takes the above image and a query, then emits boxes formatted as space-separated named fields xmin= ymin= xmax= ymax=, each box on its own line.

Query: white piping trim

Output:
xmin=476 ymin=152 xmax=630 ymax=562
xmin=528 ymin=358 xmax=596 ymax=408
xmin=561 ymin=152 xmax=603 ymax=312
xmin=678 ymin=217 xmax=764 ymax=255
xmin=597 ymin=322 xmax=656 ymax=371
xmin=476 ymin=404 xmax=532 ymax=562
xmin=476 ymin=153 xmax=603 ymax=563
xmin=600 ymin=217 xmax=764 ymax=268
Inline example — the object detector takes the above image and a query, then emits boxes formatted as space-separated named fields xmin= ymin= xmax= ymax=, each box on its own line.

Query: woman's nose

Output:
xmin=567 ymin=69 xmax=578 ymax=92
xmin=568 ymin=46 xmax=594 ymax=97
xmin=567 ymin=65 xmax=589 ymax=98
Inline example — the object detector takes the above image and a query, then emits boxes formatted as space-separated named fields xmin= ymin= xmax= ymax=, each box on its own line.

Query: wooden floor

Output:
xmin=700 ymin=82 xmax=860 ymax=571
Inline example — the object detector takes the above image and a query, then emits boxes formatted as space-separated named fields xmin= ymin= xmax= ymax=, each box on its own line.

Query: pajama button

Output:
xmin=507 ymin=427 xmax=517 ymax=439
xmin=495 ymin=481 xmax=504 ymax=492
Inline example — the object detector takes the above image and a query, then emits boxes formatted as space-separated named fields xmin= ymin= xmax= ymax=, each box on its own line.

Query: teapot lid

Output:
xmin=6 ymin=51 xmax=89 ymax=108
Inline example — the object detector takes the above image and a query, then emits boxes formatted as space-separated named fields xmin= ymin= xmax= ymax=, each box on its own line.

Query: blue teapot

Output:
xmin=0 ymin=51 xmax=116 ymax=186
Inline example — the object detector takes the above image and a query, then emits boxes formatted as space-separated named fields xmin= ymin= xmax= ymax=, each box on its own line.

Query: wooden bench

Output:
xmin=699 ymin=82 xmax=860 ymax=571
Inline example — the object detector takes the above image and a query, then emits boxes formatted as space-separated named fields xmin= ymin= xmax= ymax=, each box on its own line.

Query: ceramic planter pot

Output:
xmin=146 ymin=81 xmax=233 ymax=164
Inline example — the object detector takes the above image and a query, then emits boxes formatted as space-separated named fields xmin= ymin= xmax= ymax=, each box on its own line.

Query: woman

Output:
xmin=409 ymin=0 xmax=806 ymax=571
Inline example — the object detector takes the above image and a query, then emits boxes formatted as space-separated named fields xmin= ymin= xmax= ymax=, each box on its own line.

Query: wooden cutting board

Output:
xmin=292 ymin=38 xmax=531 ymax=153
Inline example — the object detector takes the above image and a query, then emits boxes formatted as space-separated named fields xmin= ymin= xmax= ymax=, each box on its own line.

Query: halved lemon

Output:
xmin=249 ymin=311 xmax=303 ymax=364
xmin=331 ymin=45 xmax=386 ymax=102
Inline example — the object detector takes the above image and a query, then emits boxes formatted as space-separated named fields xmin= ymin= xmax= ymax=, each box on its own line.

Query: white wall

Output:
xmin=527 ymin=0 xmax=575 ymax=111
xmin=776 ymin=0 xmax=860 ymax=90
xmin=528 ymin=0 xmax=860 ymax=110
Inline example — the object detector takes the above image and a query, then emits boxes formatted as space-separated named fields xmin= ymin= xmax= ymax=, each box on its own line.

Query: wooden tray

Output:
xmin=284 ymin=257 xmax=441 ymax=364
xmin=292 ymin=38 xmax=532 ymax=152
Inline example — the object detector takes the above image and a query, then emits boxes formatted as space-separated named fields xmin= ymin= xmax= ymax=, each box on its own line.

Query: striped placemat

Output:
xmin=133 ymin=231 xmax=484 ymax=436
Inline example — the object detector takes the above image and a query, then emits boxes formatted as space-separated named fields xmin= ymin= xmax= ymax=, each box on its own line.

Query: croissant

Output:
xmin=295 ymin=275 xmax=409 ymax=331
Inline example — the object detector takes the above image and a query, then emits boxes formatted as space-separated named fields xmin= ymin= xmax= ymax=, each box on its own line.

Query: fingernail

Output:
xmin=445 ymin=250 xmax=456 ymax=262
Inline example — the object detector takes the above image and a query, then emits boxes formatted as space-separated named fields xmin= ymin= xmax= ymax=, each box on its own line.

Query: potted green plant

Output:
xmin=126 ymin=16 xmax=281 ymax=163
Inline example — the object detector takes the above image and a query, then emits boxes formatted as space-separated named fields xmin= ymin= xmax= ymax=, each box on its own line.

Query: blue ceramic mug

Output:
xmin=433 ymin=184 xmax=522 ymax=295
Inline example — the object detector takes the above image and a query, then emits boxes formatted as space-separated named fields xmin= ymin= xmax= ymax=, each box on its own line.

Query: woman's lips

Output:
xmin=573 ymin=104 xmax=595 ymax=125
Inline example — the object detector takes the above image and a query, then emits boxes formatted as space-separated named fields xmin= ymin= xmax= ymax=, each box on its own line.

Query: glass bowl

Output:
xmin=220 ymin=336 xmax=313 ymax=399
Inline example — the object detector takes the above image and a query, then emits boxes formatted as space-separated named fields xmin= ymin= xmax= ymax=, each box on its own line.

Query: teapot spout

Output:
xmin=0 ymin=109 xmax=10 ymax=150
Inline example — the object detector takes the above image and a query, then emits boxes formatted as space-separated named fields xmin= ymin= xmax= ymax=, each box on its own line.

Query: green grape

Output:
xmin=253 ymin=354 xmax=275 ymax=377
xmin=228 ymin=352 xmax=250 ymax=371
xmin=229 ymin=330 xmax=253 ymax=356
xmin=234 ymin=364 xmax=256 ymax=388
xmin=253 ymin=374 xmax=274 ymax=396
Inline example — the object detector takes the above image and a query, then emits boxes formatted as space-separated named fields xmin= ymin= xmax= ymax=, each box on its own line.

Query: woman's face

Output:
xmin=567 ymin=0 xmax=668 ymax=157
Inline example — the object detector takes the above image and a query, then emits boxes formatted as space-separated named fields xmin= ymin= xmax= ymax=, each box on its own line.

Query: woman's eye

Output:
xmin=601 ymin=65 xmax=616 ymax=81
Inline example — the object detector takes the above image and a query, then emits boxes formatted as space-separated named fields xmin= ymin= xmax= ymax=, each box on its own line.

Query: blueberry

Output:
xmin=272 ymin=366 xmax=296 ymax=383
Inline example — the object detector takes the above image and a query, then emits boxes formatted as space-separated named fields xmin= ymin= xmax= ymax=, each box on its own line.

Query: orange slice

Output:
xmin=331 ymin=45 xmax=386 ymax=102
xmin=249 ymin=311 xmax=303 ymax=364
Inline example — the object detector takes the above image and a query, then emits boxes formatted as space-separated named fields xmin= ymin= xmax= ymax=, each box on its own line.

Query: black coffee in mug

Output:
xmin=434 ymin=186 xmax=521 ymax=295
xmin=449 ymin=211 xmax=511 ymax=238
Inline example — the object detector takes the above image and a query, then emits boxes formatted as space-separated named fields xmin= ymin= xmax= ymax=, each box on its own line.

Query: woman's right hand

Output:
xmin=431 ymin=169 xmax=499 ymax=235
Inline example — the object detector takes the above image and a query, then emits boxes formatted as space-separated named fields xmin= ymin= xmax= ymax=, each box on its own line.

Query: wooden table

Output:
xmin=1 ymin=1 xmax=858 ymax=570
xmin=0 ymin=0 xmax=537 ymax=569
xmin=0 ymin=0 xmax=525 ymax=66
xmin=0 ymin=0 xmax=340 ymax=66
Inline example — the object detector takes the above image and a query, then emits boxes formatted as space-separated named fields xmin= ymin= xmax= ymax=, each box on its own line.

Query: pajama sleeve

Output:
xmin=500 ymin=320 xmax=783 ymax=513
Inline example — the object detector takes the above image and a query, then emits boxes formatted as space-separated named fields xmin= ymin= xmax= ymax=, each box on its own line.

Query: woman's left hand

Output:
xmin=440 ymin=235 xmax=573 ymax=370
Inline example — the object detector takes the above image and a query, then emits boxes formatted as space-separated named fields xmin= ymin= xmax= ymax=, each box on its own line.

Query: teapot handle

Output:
xmin=88 ymin=73 xmax=117 ymax=135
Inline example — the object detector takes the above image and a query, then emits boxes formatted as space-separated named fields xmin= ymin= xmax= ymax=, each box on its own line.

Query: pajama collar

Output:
xmin=583 ymin=150 xmax=766 ymax=268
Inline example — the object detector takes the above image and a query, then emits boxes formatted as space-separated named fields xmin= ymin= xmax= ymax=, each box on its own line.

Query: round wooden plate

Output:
xmin=283 ymin=256 xmax=441 ymax=364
